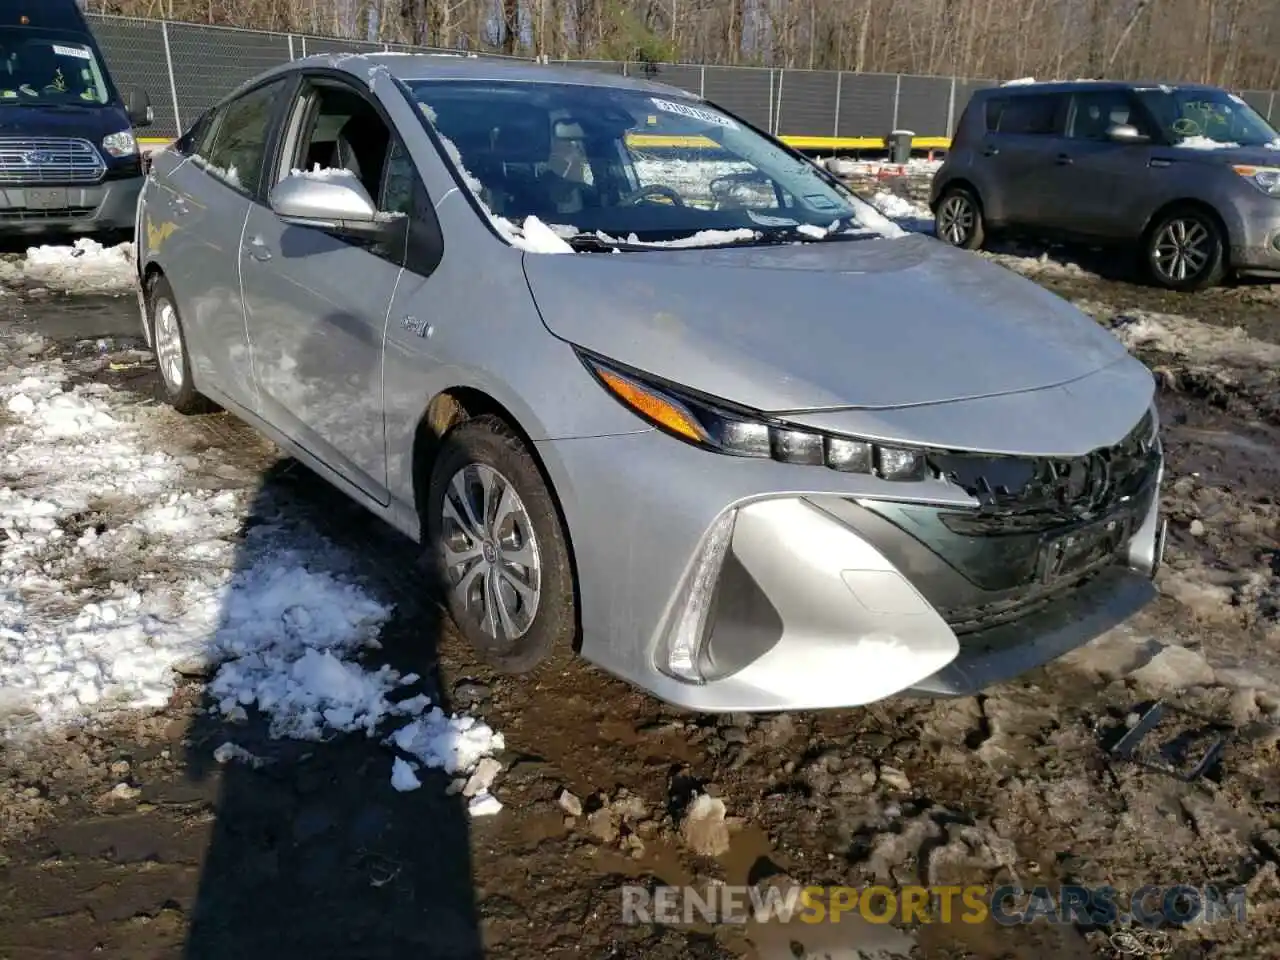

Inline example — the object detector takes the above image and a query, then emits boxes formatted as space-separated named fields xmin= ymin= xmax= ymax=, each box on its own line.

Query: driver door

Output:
xmin=240 ymin=74 xmax=408 ymax=503
xmin=1039 ymin=89 xmax=1159 ymax=240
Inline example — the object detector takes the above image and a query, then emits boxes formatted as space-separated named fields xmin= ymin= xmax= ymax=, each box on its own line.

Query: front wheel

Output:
xmin=425 ymin=415 xmax=577 ymax=674
xmin=1143 ymin=207 xmax=1227 ymax=292
xmin=934 ymin=186 xmax=986 ymax=250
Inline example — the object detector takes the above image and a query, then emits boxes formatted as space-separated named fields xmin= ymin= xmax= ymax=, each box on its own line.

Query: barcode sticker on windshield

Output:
xmin=52 ymin=44 xmax=91 ymax=60
xmin=650 ymin=97 xmax=738 ymax=130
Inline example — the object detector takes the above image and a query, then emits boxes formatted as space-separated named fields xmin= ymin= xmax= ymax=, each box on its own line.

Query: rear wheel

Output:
xmin=426 ymin=415 xmax=577 ymax=674
xmin=1143 ymin=206 xmax=1226 ymax=292
xmin=934 ymin=186 xmax=986 ymax=250
xmin=146 ymin=274 xmax=212 ymax=414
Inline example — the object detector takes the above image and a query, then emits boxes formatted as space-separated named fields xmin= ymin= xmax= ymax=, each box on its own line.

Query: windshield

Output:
xmin=406 ymin=79 xmax=901 ymax=248
xmin=0 ymin=28 xmax=112 ymax=105
xmin=1136 ymin=88 xmax=1280 ymax=148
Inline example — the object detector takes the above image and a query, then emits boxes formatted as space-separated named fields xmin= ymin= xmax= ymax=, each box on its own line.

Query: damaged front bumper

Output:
xmin=544 ymin=417 xmax=1166 ymax=713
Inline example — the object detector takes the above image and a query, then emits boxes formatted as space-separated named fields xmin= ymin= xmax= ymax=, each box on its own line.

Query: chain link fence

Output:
xmin=86 ymin=14 xmax=1280 ymax=145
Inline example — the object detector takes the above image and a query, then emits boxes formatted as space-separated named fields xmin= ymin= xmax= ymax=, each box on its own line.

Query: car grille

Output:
xmin=0 ymin=206 xmax=97 ymax=221
xmin=929 ymin=410 xmax=1159 ymax=535
xmin=0 ymin=138 xmax=105 ymax=185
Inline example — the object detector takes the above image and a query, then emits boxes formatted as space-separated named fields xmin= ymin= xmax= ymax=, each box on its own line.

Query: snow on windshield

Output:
xmin=410 ymin=81 xmax=899 ymax=252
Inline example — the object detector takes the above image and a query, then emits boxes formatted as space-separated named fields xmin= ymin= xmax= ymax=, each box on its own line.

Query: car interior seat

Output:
xmin=328 ymin=110 xmax=390 ymax=201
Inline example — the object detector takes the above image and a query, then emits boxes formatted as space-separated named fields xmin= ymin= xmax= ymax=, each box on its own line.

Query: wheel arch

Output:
xmin=933 ymin=177 xmax=985 ymax=215
xmin=411 ymin=386 xmax=584 ymax=650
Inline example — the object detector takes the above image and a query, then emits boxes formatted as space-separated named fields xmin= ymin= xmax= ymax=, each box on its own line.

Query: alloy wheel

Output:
xmin=153 ymin=298 xmax=185 ymax=391
xmin=1151 ymin=217 xmax=1212 ymax=283
xmin=937 ymin=194 xmax=975 ymax=246
xmin=439 ymin=462 xmax=542 ymax=645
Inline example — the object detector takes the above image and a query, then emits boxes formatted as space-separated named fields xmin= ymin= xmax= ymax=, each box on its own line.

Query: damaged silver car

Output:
xmin=135 ymin=54 xmax=1167 ymax=711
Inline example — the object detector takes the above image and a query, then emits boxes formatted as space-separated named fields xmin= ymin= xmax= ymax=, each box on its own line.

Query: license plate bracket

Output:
xmin=1038 ymin=514 xmax=1131 ymax=585
xmin=25 ymin=187 xmax=68 ymax=210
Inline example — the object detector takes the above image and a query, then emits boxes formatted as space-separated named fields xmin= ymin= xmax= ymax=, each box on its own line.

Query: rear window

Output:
xmin=985 ymin=94 xmax=1064 ymax=135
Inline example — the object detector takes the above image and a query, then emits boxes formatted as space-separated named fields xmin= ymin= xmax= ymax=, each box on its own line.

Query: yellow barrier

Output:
xmin=140 ymin=134 xmax=951 ymax=151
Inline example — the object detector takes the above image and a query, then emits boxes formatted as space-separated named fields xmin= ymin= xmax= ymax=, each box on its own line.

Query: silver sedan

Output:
xmin=134 ymin=53 xmax=1167 ymax=712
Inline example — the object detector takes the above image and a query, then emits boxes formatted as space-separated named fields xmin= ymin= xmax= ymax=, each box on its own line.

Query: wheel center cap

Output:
xmin=482 ymin=541 xmax=498 ymax=564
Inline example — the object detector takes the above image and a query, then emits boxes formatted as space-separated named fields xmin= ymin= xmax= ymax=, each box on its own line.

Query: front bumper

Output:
xmin=0 ymin=175 xmax=143 ymax=235
xmin=539 ymin=425 xmax=1164 ymax=713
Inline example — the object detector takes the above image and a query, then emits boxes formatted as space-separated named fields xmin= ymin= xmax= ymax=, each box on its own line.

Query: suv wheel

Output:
xmin=935 ymin=186 xmax=986 ymax=250
xmin=426 ymin=414 xmax=577 ymax=674
xmin=1144 ymin=207 xmax=1226 ymax=292
xmin=147 ymin=274 xmax=213 ymax=414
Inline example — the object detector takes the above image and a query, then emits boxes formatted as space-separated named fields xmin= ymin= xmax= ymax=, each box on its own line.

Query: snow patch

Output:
xmin=0 ymin=349 xmax=505 ymax=806
xmin=0 ymin=239 xmax=136 ymax=296
xmin=1175 ymin=136 xmax=1240 ymax=151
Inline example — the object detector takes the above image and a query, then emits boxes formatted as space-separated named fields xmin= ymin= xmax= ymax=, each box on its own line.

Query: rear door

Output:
xmin=979 ymin=92 xmax=1068 ymax=226
xmin=1040 ymin=89 xmax=1160 ymax=239
xmin=158 ymin=77 xmax=292 ymax=412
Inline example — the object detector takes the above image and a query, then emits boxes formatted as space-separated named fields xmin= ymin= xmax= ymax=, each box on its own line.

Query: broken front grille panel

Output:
xmin=0 ymin=138 xmax=106 ymax=185
xmin=930 ymin=410 xmax=1159 ymax=535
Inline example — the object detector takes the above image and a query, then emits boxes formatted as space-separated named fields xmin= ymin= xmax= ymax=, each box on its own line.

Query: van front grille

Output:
xmin=0 ymin=138 xmax=105 ymax=185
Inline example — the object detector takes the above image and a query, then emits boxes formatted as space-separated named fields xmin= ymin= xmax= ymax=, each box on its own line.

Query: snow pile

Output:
xmin=1083 ymin=303 xmax=1280 ymax=369
xmin=982 ymin=250 xmax=1094 ymax=280
xmin=0 ymin=238 xmax=136 ymax=296
xmin=0 ymin=347 xmax=505 ymax=810
xmin=825 ymin=156 xmax=944 ymax=178
xmin=863 ymin=190 xmax=934 ymax=234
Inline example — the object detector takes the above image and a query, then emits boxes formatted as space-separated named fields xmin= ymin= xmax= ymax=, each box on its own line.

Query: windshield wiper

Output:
xmin=563 ymin=233 xmax=650 ymax=252
xmin=749 ymin=226 xmax=882 ymax=245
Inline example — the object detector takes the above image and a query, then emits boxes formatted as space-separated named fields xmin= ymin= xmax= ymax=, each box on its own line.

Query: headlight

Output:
xmin=102 ymin=130 xmax=138 ymax=158
xmin=579 ymin=351 xmax=928 ymax=481
xmin=1232 ymin=164 xmax=1280 ymax=196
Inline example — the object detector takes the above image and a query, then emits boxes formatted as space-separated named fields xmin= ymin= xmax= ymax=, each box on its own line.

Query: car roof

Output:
xmin=249 ymin=52 xmax=697 ymax=100
xmin=979 ymin=80 xmax=1227 ymax=97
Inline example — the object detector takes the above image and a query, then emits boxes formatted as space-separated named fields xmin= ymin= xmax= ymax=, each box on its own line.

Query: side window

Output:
xmin=201 ymin=78 xmax=287 ymax=195
xmin=988 ymin=94 xmax=1064 ymax=136
xmin=283 ymin=81 xmax=391 ymax=206
xmin=379 ymin=138 xmax=444 ymax=276
xmin=379 ymin=138 xmax=417 ymax=216
xmin=1068 ymin=91 xmax=1151 ymax=140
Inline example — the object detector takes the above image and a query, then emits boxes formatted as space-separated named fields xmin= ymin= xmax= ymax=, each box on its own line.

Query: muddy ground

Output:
xmin=1 ymin=219 xmax=1279 ymax=960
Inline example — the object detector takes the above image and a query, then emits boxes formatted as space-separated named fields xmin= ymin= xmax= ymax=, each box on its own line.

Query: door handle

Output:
xmin=982 ymin=146 xmax=1000 ymax=157
xmin=245 ymin=236 xmax=272 ymax=262
xmin=1055 ymin=153 xmax=1073 ymax=165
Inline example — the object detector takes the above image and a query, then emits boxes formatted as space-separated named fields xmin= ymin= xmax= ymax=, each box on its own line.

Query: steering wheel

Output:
xmin=1171 ymin=117 xmax=1201 ymax=136
xmin=619 ymin=184 xmax=686 ymax=207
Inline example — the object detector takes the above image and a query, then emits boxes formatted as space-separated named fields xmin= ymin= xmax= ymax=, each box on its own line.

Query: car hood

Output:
xmin=523 ymin=233 xmax=1130 ymax=412
xmin=0 ymin=103 xmax=130 ymax=140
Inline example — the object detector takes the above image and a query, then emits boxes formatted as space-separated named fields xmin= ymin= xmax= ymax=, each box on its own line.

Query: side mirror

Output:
xmin=1106 ymin=123 xmax=1149 ymax=145
xmin=127 ymin=87 xmax=153 ymax=128
xmin=269 ymin=171 xmax=398 ymax=240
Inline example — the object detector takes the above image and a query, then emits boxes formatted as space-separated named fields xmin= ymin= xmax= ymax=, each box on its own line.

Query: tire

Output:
xmin=426 ymin=414 xmax=577 ymax=674
xmin=934 ymin=185 xmax=987 ymax=250
xmin=1143 ymin=206 xmax=1227 ymax=292
xmin=146 ymin=273 xmax=212 ymax=414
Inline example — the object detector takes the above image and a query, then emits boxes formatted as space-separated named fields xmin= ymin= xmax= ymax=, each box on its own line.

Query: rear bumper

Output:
xmin=0 ymin=176 xmax=143 ymax=234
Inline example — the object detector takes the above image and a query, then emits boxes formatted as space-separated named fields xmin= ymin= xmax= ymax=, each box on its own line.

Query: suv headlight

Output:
xmin=579 ymin=351 xmax=928 ymax=481
xmin=1232 ymin=164 xmax=1280 ymax=196
xmin=102 ymin=130 xmax=138 ymax=158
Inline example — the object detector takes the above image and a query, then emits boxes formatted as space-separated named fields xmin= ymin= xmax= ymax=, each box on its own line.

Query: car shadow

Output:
xmin=178 ymin=456 xmax=486 ymax=960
